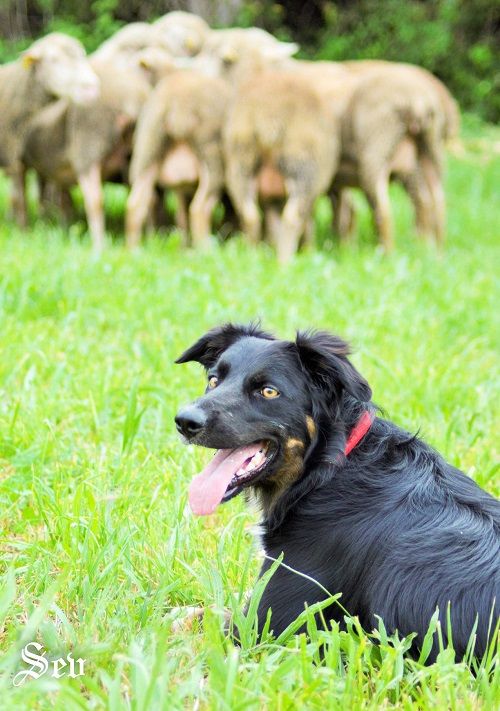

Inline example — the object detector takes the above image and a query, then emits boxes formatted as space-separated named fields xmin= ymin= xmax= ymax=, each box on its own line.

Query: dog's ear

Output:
xmin=175 ymin=322 xmax=274 ymax=369
xmin=295 ymin=330 xmax=372 ymax=402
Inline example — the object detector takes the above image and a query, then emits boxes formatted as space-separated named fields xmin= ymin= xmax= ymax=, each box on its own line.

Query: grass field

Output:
xmin=0 ymin=123 xmax=499 ymax=709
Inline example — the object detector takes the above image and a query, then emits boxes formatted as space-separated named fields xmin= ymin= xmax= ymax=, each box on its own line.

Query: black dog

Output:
xmin=175 ymin=323 xmax=499 ymax=660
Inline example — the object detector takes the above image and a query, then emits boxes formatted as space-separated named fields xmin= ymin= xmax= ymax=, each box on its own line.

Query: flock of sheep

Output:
xmin=0 ymin=11 xmax=459 ymax=263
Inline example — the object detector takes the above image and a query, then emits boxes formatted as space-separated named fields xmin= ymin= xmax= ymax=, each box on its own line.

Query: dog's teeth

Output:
xmin=230 ymin=446 xmax=270 ymax=489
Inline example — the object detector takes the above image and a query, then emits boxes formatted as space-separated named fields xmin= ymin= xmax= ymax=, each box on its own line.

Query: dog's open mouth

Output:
xmin=188 ymin=441 xmax=275 ymax=515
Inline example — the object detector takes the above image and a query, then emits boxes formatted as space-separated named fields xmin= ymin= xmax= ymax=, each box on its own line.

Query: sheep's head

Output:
xmin=154 ymin=11 xmax=209 ymax=57
xmin=22 ymin=33 xmax=100 ymax=105
xmin=185 ymin=28 xmax=299 ymax=82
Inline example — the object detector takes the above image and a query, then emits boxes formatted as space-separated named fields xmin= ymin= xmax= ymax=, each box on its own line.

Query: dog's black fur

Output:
xmin=176 ymin=323 xmax=500 ymax=660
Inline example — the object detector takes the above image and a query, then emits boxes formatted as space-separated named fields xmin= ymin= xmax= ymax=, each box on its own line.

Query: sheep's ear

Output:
xmin=138 ymin=46 xmax=174 ymax=67
xmin=138 ymin=57 xmax=152 ymax=72
xmin=221 ymin=45 xmax=239 ymax=64
xmin=295 ymin=330 xmax=371 ymax=403
xmin=21 ymin=49 xmax=41 ymax=69
xmin=185 ymin=34 xmax=199 ymax=53
xmin=175 ymin=322 xmax=274 ymax=369
xmin=261 ymin=41 xmax=299 ymax=60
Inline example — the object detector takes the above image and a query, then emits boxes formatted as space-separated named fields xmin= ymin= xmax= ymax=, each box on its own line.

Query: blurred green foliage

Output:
xmin=0 ymin=0 xmax=498 ymax=121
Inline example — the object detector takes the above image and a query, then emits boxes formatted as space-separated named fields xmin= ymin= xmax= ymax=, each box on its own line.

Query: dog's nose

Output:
xmin=175 ymin=406 xmax=207 ymax=437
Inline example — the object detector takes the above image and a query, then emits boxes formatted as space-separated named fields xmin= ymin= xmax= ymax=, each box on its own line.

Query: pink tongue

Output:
xmin=188 ymin=442 xmax=264 ymax=516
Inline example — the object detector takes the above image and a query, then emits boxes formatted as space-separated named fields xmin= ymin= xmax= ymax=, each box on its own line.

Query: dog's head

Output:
xmin=175 ymin=323 xmax=371 ymax=515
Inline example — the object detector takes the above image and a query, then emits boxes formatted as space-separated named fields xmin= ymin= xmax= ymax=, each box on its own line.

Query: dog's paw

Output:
xmin=169 ymin=605 xmax=232 ymax=633
xmin=169 ymin=605 xmax=205 ymax=632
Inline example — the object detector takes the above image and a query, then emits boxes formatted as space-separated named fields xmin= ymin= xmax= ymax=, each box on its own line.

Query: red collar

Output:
xmin=344 ymin=410 xmax=374 ymax=456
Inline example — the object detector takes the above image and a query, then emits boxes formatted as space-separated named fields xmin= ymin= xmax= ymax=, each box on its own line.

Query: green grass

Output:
xmin=0 ymin=125 xmax=499 ymax=709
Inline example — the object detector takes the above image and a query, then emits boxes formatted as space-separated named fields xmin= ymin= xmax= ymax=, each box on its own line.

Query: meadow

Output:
xmin=0 ymin=121 xmax=499 ymax=709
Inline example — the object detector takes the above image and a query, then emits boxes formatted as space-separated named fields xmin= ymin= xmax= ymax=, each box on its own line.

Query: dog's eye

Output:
xmin=261 ymin=386 xmax=280 ymax=399
xmin=208 ymin=376 xmax=218 ymax=389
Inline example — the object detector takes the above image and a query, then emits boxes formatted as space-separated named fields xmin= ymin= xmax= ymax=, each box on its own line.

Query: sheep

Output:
xmin=125 ymin=69 xmax=231 ymax=249
xmin=330 ymin=62 xmax=458 ymax=248
xmin=91 ymin=22 xmax=164 ymax=68
xmin=158 ymin=29 xmax=454 ymax=255
xmin=92 ymin=13 xmax=209 ymax=69
xmin=223 ymin=70 xmax=339 ymax=263
xmin=184 ymin=33 xmax=346 ymax=263
xmin=195 ymin=27 xmax=299 ymax=82
xmin=23 ymin=58 xmax=151 ymax=249
xmin=283 ymin=58 xmax=456 ymax=248
xmin=123 ymin=29 xmax=300 ymax=253
xmin=0 ymin=33 xmax=99 ymax=226
xmin=132 ymin=46 xmax=178 ymax=85
xmin=342 ymin=60 xmax=460 ymax=141
xmin=123 ymin=33 xmax=300 ymax=253
xmin=206 ymin=27 xmax=298 ymax=55
xmin=153 ymin=11 xmax=210 ymax=56
xmin=221 ymin=49 xmax=456 ymax=253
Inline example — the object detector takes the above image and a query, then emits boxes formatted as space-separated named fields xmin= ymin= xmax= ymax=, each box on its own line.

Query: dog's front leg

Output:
xmin=232 ymin=558 xmax=335 ymax=641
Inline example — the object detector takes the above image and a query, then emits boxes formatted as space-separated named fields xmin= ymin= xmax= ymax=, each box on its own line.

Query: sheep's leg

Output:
xmin=10 ymin=165 xmax=28 ymax=228
xmin=154 ymin=188 xmax=171 ymax=228
xmin=275 ymin=194 xmax=312 ymax=264
xmin=145 ymin=190 xmax=158 ymax=232
xmin=400 ymin=170 xmax=434 ymax=243
xmin=364 ymin=174 xmax=394 ymax=251
xmin=265 ymin=205 xmax=281 ymax=246
xmin=174 ymin=188 xmax=190 ymax=247
xmin=189 ymin=166 xmax=218 ymax=249
xmin=420 ymin=156 xmax=446 ymax=247
xmin=146 ymin=188 xmax=171 ymax=232
xmin=37 ymin=176 xmax=52 ymax=219
xmin=220 ymin=192 xmax=239 ymax=237
xmin=358 ymin=121 xmax=408 ymax=251
xmin=125 ymin=164 xmax=157 ymax=250
xmin=37 ymin=181 xmax=74 ymax=223
xmin=227 ymin=188 xmax=261 ymax=244
xmin=35 ymin=173 xmax=47 ymax=218
xmin=226 ymin=160 xmax=261 ymax=244
xmin=331 ymin=189 xmax=357 ymax=242
xmin=60 ymin=187 xmax=76 ymax=225
xmin=190 ymin=193 xmax=218 ymax=249
xmin=417 ymin=128 xmax=446 ymax=247
xmin=431 ymin=179 xmax=446 ymax=248
xmin=191 ymin=193 xmax=218 ymax=249
xmin=78 ymin=163 xmax=105 ymax=252
xmin=240 ymin=196 xmax=262 ymax=245
xmin=301 ymin=216 xmax=315 ymax=251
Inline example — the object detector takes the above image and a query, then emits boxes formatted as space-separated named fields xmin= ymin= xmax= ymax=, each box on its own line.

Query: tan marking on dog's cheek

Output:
xmin=286 ymin=437 xmax=305 ymax=450
xmin=306 ymin=416 xmax=316 ymax=439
